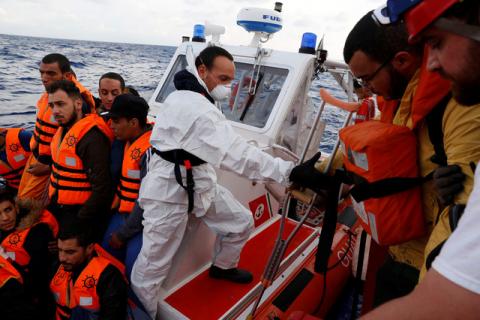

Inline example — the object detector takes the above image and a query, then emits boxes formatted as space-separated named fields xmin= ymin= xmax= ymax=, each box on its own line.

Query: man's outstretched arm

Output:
xmin=362 ymin=269 xmax=480 ymax=320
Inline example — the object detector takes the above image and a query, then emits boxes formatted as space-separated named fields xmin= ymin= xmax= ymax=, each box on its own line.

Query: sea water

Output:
xmin=0 ymin=33 xmax=348 ymax=153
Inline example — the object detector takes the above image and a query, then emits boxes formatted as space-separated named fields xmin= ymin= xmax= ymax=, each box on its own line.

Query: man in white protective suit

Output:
xmin=130 ymin=46 xmax=294 ymax=318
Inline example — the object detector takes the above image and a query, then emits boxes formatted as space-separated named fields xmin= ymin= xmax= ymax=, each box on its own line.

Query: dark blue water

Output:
xmin=0 ymin=34 xmax=348 ymax=153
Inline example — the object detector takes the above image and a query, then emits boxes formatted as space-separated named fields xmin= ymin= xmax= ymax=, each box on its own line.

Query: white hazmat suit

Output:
xmin=131 ymin=67 xmax=294 ymax=318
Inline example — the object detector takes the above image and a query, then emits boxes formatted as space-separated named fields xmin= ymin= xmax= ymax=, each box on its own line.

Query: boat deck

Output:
xmin=165 ymin=218 xmax=317 ymax=319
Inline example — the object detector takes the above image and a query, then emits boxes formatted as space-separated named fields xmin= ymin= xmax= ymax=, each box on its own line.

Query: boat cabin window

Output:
xmin=155 ymin=55 xmax=188 ymax=103
xmin=156 ymin=55 xmax=289 ymax=128
xmin=219 ymin=62 xmax=289 ymax=128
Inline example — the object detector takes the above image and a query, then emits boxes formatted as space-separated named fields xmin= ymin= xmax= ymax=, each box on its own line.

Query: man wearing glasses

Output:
xmin=343 ymin=10 xmax=480 ymax=305
xmin=360 ymin=0 xmax=480 ymax=318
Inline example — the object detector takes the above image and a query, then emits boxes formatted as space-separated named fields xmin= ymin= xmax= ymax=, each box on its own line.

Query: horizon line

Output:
xmin=0 ymin=32 xmax=178 ymax=49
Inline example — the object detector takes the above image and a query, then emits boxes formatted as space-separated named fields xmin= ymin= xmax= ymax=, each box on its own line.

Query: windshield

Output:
xmin=156 ymin=55 xmax=289 ymax=128
xmin=219 ymin=62 xmax=289 ymax=128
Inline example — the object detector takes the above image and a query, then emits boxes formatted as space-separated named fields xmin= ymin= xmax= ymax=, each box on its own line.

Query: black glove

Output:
xmin=289 ymin=152 xmax=332 ymax=193
xmin=433 ymin=165 xmax=465 ymax=205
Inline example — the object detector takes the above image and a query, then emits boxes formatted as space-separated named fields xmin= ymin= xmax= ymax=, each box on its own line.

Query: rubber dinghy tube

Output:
xmin=319 ymin=88 xmax=360 ymax=112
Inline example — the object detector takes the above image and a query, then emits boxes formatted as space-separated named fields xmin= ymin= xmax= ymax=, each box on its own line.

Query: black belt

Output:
xmin=152 ymin=148 xmax=206 ymax=213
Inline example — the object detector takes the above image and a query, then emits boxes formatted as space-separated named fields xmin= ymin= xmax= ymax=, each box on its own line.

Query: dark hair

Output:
xmin=46 ymin=80 xmax=82 ymax=100
xmin=58 ymin=217 xmax=95 ymax=248
xmin=195 ymin=46 xmax=234 ymax=70
xmin=126 ymin=103 xmax=148 ymax=128
xmin=109 ymin=93 xmax=149 ymax=128
xmin=136 ymin=119 xmax=147 ymax=128
xmin=99 ymin=72 xmax=126 ymax=90
xmin=444 ymin=0 xmax=480 ymax=25
xmin=343 ymin=11 xmax=419 ymax=64
xmin=0 ymin=189 xmax=15 ymax=205
xmin=42 ymin=53 xmax=71 ymax=73
xmin=125 ymin=86 xmax=139 ymax=97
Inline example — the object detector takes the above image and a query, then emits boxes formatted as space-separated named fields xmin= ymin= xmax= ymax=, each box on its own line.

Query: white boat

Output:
xmin=146 ymin=3 xmax=369 ymax=319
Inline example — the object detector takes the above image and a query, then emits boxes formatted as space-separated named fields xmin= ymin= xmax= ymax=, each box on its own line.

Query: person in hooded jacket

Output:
xmin=130 ymin=46 xmax=294 ymax=318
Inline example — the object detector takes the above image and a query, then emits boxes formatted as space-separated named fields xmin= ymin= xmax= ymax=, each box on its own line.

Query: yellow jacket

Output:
xmin=388 ymin=70 xmax=480 ymax=271
xmin=318 ymin=70 xmax=480 ymax=272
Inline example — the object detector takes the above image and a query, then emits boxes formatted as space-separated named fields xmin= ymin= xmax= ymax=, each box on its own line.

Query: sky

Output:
xmin=0 ymin=0 xmax=385 ymax=60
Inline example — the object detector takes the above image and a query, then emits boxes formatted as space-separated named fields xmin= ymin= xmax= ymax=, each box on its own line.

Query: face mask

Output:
xmin=209 ymin=84 xmax=231 ymax=101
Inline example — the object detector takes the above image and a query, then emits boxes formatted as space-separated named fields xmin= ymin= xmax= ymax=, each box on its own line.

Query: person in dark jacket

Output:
xmin=0 ymin=190 xmax=56 ymax=318
xmin=51 ymin=217 xmax=127 ymax=320
xmin=45 ymin=80 xmax=113 ymax=238
xmin=101 ymin=94 xmax=152 ymax=279
xmin=0 ymin=248 xmax=37 ymax=320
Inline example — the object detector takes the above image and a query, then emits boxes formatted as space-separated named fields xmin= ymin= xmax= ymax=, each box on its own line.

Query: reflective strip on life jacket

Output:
xmin=117 ymin=130 xmax=151 ymax=213
xmin=49 ymin=114 xmax=113 ymax=205
xmin=0 ymin=254 xmax=22 ymax=288
xmin=339 ymin=121 xmax=426 ymax=245
xmin=0 ymin=128 xmax=31 ymax=189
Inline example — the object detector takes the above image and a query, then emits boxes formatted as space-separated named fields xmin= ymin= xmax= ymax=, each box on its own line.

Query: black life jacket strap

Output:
xmin=153 ymin=148 xmax=206 ymax=166
xmin=314 ymin=170 xmax=342 ymax=273
xmin=426 ymin=93 xmax=451 ymax=166
xmin=425 ymin=204 xmax=465 ymax=270
xmin=152 ymin=148 xmax=206 ymax=213
xmin=36 ymin=117 xmax=59 ymax=129
xmin=349 ymin=173 xmax=433 ymax=203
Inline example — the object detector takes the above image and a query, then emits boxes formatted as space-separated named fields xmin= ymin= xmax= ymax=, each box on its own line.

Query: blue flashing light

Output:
xmin=301 ymin=33 xmax=317 ymax=49
xmin=192 ymin=24 xmax=205 ymax=42
xmin=299 ymin=32 xmax=317 ymax=54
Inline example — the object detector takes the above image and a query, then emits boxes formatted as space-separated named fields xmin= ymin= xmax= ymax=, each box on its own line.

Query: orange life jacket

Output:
xmin=339 ymin=121 xmax=425 ymax=245
xmin=30 ymin=93 xmax=59 ymax=159
xmin=102 ymin=117 xmax=114 ymax=138
xmin=116 ymin=130 xmax=151 ymax=213
xmin=39 ymin=209 xmax=59 ymax=237
xmin=66 ymin=74 xmax=96 ymax=113
xmin=50 ymin=244 xmax=126 ymax=320
xmin=0 ymin=254 xmax=22 ymax=288
xmin=1 ymin=210 xmax=58 ymax=267
xmin=410 ymin=46 xmax=452 ymax=129
xmin=0 ymin=128 xmax=31 ymax=189
xmin=377 ymin=97 xmax=399 ymax=124
xmin=341 ymin=50 xmax=452 ymax=246
xmin=354 ymin=98 xmax=376 ymax=124
xmin=49 ymin=114 xmax=113 ymax=205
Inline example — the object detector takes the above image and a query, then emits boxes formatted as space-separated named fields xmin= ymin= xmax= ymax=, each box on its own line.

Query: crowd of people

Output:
xmin=0 ymin=44 xmax=295 ymax=319
xmin=0 ymin=0 xmax=479 ymax=319
xmin=0 ymin=53 xmax=152 ymax=319
xmin=292 ymin=0 xmax=480 ymax=318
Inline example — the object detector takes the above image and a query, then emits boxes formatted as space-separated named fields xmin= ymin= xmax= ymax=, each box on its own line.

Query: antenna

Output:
xmin=237 ymin=7 xmax=283 ymax=47
xmin=204 ymin=22 xmax=226 ymax=45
